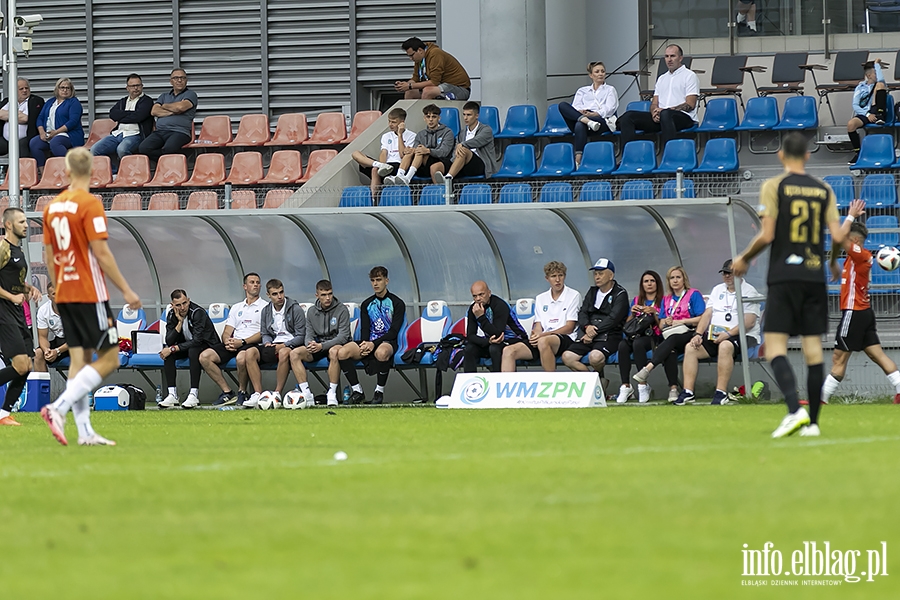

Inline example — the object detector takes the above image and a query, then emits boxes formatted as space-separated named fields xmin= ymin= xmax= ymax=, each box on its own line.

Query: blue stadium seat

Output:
xmin=735 ymin=96 xmax=780 ymax=131
xmin=696 ymin=98 xmax=739 ymax=132
xmin=539 ymin=181 xmax=574 ymax=202
xmin=654 ymin=139 xmax=697 ymax=174
xmin=620 ymin=180 xmax=654 ymax=200
xmin=458 ymin=183 xmax=492 ymax=204
xmin=864 ymin=215 xmax=899 ymax=250
xmin=573 ymin=141 xmax=617 ymax=176
xmin=694 ymin=138 xmax=739 ymax=173
xmin=772 ymin=96 xmax=818 ymax=130
xmin=339 ymin=186 xmax=373 ymax=207
xmin=480 ymin=105 xmax=501 ymax=136
xmin=828 ymin=258 xmax=843 ymax=296
xmin=860 ymin=173 xmax=898 ymax=208
xmin=534 ymin=143 xmax=575 ymax=177
xmin=495 ymin=104 xmax=540 ymax=139
xmin=626 ymin=101 xmax=651 ymax=112
xmin=498 ymin=183 xmax=533 ymax=203
xmin=440 ymin=107 xmax=461 ymax=137
xmin=493 ymin=144 xmax=536 ymax=178
xmin=116 ymin=306 xmax=147 ymax=343
xmin=613 ymin=140 xmax=656 ymax=175
xmin=535 ymin=104 xmax=572 ymax=137
xmin=579 ymin=181 xmax=613 ymax=201
xmin=418 ymin=184 xmax=446 ymax=206
xmin=379 ymin=186 xmax=412 ymax=207
xmin=853 ymin=134 xmax=895 ymax=169
xmin=871 ymin=263 xmax=900 ymax=294
xmin=394 ymin=301 xmax=452 ymax=366
xmin=823 ymin=174 xmax=855 ymax=210
xmin=661 ymin=178 xmax=695 ymax=198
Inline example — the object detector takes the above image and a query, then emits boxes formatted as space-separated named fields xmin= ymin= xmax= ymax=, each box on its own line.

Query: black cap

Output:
xmin=863 ymin=61 xmax=876 ymax=70
xmin=719 ymin=259 xmax=733 ymax=274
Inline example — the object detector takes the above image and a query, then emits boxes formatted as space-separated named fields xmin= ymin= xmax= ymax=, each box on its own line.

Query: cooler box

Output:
xmin=93 ymin=385 xmax=130 ymax=411
xmin=10 ymin=372 xmax=52 ymax=413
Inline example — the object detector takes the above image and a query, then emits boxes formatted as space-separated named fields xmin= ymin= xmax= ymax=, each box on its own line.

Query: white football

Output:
xmin=283 ymin=390 xmax=306 ymax=410
xmin=256 ymin=391 xmax=279 ymax=410
xmin=876 ymin=246 xmax=900 ymax=271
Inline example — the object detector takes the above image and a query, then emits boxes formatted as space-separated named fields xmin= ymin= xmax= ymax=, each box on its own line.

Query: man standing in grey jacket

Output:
xmin=290 ymin=280 xmax=351 ymax=408
xmin=385 ymin=103 xmax=455 ymax=186
xmin=242 ymin=279 xmax=307 ymax=407
xmin=435 ymin=101 xmax=498 ymax=183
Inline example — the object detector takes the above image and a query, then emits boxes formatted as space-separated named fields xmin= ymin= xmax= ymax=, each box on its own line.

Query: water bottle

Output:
xmin=342 ymin=386 xmax=351 ymax=405
xmin=87 ymin=392 xmax=94 ymax=409
xmin=155 ymin=385 xmax=162 ymax=405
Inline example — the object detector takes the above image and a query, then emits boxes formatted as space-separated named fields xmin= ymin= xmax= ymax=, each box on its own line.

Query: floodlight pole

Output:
xmin=5 ymin=0 xmax=20 ymax=208
xmin=727 ymin=198 xmax=753 ymax=399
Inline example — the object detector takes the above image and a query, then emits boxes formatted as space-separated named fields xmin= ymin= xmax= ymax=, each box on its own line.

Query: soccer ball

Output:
xmin=283 ymin=390 xmax=307 ymax=410
xmin=256 ymin=391 xmax=280 ymax=410
xmin=876 ymin=246 xmax=900 ymax=271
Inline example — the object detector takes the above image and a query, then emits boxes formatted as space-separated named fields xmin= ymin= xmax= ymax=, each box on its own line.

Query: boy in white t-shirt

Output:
xmin=351 ymin=107 xmax=416 ymax=195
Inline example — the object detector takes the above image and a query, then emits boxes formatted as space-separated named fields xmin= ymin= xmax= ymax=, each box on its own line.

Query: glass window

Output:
xmin=106 ymin=218 xmax=161 ymax=319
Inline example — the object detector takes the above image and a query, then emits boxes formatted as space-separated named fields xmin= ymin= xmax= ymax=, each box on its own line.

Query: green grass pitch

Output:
xmin=2 ymin=404 xmax=898 ymax=599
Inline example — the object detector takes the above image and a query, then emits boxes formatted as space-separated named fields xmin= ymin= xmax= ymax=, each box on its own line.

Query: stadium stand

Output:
xmin=533 ymin=143 xmax=575 ymax=177
xmin=224 ymin=152 xmax=264 ymax=185
xmin=498 ymin=183 xmax=532 ymax=203
xmin=771 ymin=95 xmax=819 ymax=131
xmin=493 ymin=144 xmax=536 ymax=178
xmin=89 ymin=156 xmax=113 ymax=188
xmin=573 ymin=141 xmax=616 ymax=176
xmin=579 ymin=180 xmax=613 ymax=201
xmin=230 ymin=189 xmax=258 ymax=209
xmin=620 ymin=179 xmax=654 ymax=200
xmin=263 ymin=189 xmax=293 ymax=209
xmin=852 ymin=135 xmax=896 ymax=170
xmin=186 ymin=191 xmax=219 ymax=210
xmin=303 ymin=112 xmax=347 ymax=145
xmin=343 ymin=110 xmax=382 ymax=144
xmin=0 ymin=158 xmax=38 ymax=190
xmin=439 ymin=107 xmax=461 ymax=137
xmin=185 ymin=115 xmax=232 ymax=149
xmin=496 ymin=104 xmax=540 ymax=139
xmin=112 ymin=155 xmax=152 ymax=188
xmin=613 ymin=140 xmax=657 ymax=175
xmin=535 ymin=104 xmax=572 ymax=137
xmin=264 ymin=113 xmax=309 ymax=147
xmin=339 ymin=186 xmax=374 ymax=208
xmin=110 ymin=193 xmax=142 ymax=211
xmin=655 ymin=139 xmax=697 ymax=174
xmin=419 ymin=184 xmax=446 ymax=206
xmin=32 ymin=157 xmax=69 ymax=190
xmin=147 ymin=155 xmax=189 ymax=187
xmin=694 ymin=138 xmax=739 ymax=173
xmin=860 ymin=173 xmax=898 ymax=207
xmin=458 ymin=183 xmax=492 ymax=204
xmin=259 ymin=150 xmax=303 ymax=184
xmin=180 ymin=153 xmax=226 ymax=187
xmin=226 ymin=114 xmax=270 ymax=147
xmin=539 ymin=181 xmax=574 ymax=202
xmin=148 ymin=192 xmax=180 ymax=210
xmin=735 ymin=96 xmax=780 ymax=131
xmin=380 ymin=186 xmax=413 ymax=207
xmin=823 ymin=174 xmax=855 ymax=210
xmin=695 ymin=98 xmax=740 ymax=133
xmin=700 ymin=55 xmax=747 ymax=109
xmin=299 ymin=149 xmax=338 ymax=183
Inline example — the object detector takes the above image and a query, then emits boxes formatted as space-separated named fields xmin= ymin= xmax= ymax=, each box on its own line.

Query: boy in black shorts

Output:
xmin=733 ymin=132 xmax=846 ymax=438
xmin=434 ymin=101 xmax=499 ymax=184
xmin=385 ymin=104 xmax=454 ymax=186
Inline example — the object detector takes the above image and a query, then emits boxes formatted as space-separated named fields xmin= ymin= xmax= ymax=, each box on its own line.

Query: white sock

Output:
xmin=684 ymin=389 xmax=693 ymax=396
xmin=328 ymin=382 xmax=338 ymax=395
xmin=71 ymin=395 xmax=95 ymax=439
xmin=189 ymin=388 xmax=199 ymax=397
xmin=168 ymin=387 xmax=177 ymax=398
xmin=405 ymin=166 xmax=417 ymax=180
xmin=53 ymin=366 xmax=103 ymax=415
xmin=373 ymin=161 xmax=386 ymax=168
xmin=299 ymin=382 xmax=311 ymax=395
xmin=375 ymin=385 xmax=384 ymax=394
xmin=748 ymin=20 xmax=757 ymax=31
xmin=887 ymin=371 xmax=900 ymax=392
xmin=716 ymin=389 xmax=726 ymax=394
xmin=0 ymin=409 xmax=9 ymax=420
xmin=822 ymin=374 xmax=841 ymax=403
xmin=352 ymin=383 xmax=363 ymax=393
xmin=397 ymin=169 xmax=406 ymax=177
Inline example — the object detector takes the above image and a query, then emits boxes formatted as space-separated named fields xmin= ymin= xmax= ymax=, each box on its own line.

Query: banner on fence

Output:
xmin=445 ymin=372 xmax=607 ymax=409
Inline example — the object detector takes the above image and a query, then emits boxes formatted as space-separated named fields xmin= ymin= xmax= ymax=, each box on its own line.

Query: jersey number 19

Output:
xmin=50 ymin=216 xmax=72 ymax=251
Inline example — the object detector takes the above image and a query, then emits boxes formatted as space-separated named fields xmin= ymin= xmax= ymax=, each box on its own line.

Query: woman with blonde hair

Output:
xmin=29 ymin=77 xmax=85 ymax=167
xmin=557 ymin=61 xmax=618 ymax=165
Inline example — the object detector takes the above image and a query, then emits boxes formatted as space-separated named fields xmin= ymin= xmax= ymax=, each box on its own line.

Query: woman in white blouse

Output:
xmin=557 ymin=61 xmax=619 ymax=165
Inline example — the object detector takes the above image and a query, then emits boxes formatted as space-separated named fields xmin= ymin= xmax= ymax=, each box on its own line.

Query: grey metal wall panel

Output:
xmin=355 ymin=0 xmax=437 ymax=84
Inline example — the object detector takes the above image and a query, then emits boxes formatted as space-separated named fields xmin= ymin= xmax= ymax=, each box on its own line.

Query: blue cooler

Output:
xmin=93 ymin=385 xmax=130 ymax=411
xmin=10 ymin=372 xmax=52 ymax=412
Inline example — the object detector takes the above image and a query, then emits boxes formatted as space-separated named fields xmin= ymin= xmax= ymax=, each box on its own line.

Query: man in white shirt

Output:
xmin=500 ymin=261 xmax=582 ymax=372
xmin=0 ymin=77 xmax=44 ymax=158
xmin=351 ymin=107 xmax=416 ymax=196
xmin=617 ymin=44 xmax=699 ymax=147
xmin=33 ymin=281 xmax=68 ymax=372
xmin=677 ymin=260 xmax=761 ymax=406
xmin=199 ymin=272 xmax=269 ymax=407
xmin=91 ymin=74 xmax=154 ymax=173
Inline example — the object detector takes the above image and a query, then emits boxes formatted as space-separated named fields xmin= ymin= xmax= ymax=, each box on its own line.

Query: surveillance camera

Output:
xmin=15 ymin=14 xmax=43 ymax=28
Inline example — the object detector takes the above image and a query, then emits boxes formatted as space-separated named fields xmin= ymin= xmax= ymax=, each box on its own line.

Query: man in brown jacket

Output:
xmin=395 ymin=37 xmax=471 ymax=100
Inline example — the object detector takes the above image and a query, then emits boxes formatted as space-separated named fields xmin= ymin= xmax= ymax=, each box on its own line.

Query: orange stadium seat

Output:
xmin=34 ymin=195 xmax=55 ymax=212
xmin=264 ymin=113 xmax=308 ymax=146
xmin=186 ymin=191 xmax=219 ymax=210
xmin=83 ymin=118 xmax=116 ymax=150
xmin=33 ymin=157 xmax=70 ymax=190
xmin=0 ymin=158 xmax=39 ymax=190
xmin=113 ymin=155 xmax=152 ymax=188
xmin=226 ymin=114 xmax=270 ymax=147
xmin=0 ymin=196 xmax=9 ymax=211
xmin=146 ymin=155 xmax=189 ymax=187
xmin=110 ymin=193 xmax=142 ymax=211
xmin=181 ymin=154 xmax=226 ymax=187
xmin=184 ymin=115 xmax=232 ymax=148
xmin=148 ymin=192 xmax=180 ymax=210
xmin=224 ymin=152 xmax=264 ymax=185
xmin=303 ymin=112 xmax=347 ymax=145
xmin=259 ymin=150 xmax=302 ymax=184
xmin=343 ymin=110 xmax=382 ymax=144
xmin=230 ymin=190 xmax=257 ymax=209
xmin=263 ymin=189 xmax=293 ymax=209
xmin=90 ymin=156 xmax=113 ymax=188
xmin=298 ymin=149 xmax=337 ymax=183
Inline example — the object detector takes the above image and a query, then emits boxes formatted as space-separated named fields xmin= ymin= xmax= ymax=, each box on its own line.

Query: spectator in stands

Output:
xmin=29 ymin=77 xmax=84 ymax=168
xmin=736 ymin=1 xmax=757 ymax=32
xmin=557 ymin=62 xmax=618 ymax=166
xmin=561 ymin=259 xmax=628 ymax=389
xmin=351 ymin=107 xmax=416 ymax=196
xmin=158 ymin=289 xmax=220 ymax=409
xmin=434 ymin=101 xmax=499 ymax=184
xmin=678 ymin=260 xmax=761 ymax=406
xmin=291 ymin=279 xmax=351 ymax=408
xmin=847 ymin=59 xmax=887 ymax=165
xmin=615 ymin=270 xmax=664 ymax=404
xmin=241 ymin=279 xmax=306 ymax=408
xmin=617 ymin=44 xmax=699 ymax=147
xmin=91 ymin=73 xmax=154 ymax=174
xmin=137 ymin=68 xmax=197 ymax=164
xmin=500 ymin=261 xmax=581 ymax=372
xmin=33 ymin=281 xmax=68 ymax=373
xmin=199 ymin=272 xmax=267 ymax=407
xmin=396 ymin=37 xmax=471 ymax=101
xmin=632 ymin=266 xmax=706 ymax=402
xmin=338 ymin=266 xmax=406 ymax=405
xmin=385 ymin=104 xmax=454 ymax=186
xmin=464 ymin=280 xmax=528 ymax=373
xmin=0 ymin=77 xmax=44 ymax=159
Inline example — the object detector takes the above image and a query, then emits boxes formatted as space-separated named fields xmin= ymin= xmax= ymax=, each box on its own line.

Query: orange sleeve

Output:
xmin=42 ymin=205 xmax=52 ymax=245
xmin=846 ymin=242 xmax=871 ymax=264
xmin=81 ymin=195 xmax=109 ymax=242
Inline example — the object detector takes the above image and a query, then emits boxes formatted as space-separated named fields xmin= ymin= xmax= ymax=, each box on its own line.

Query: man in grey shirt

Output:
xmin=434 ymin=101 xmax=498 ymax=184
xmin=137 ymin=67 xmax=198 ymax=163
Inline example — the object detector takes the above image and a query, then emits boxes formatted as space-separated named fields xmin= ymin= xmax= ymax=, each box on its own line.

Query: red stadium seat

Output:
xmin=90 ymin=156 xmax=113 ymax=188
xmin=148 ymin=192 xmax=180 ymax=210
xmin=298 ymin=149 xmax=338 ymax=183
xmin=264 ymin=113 xmax=308 ymax=147
xmin=0 ymin=158 xmax=39 ymax=190
xmin=263 ymin=189 xmax=293 ymax=209
xmin=186 ymin=191 xmax=219 ymax=210
xmin=184 ymin=115 xmax=232 ymax=148
xmin=230 ymin=190 xmax=257 ymax=209
xmin=302 ymin=112 xmax=347 ymax=145
xmin=181 ymin=154 xmax=226 ymax=187
xmin=224 ymin=152 xmax=264 ymax=185
xmin=343 ymin=110 xmax=382 ymax=144
xmin=110 ymin=193 xmax=142 ymax=211
xmin=226 ymin=114 xmax=270 ymax=147
xmin=259 ymin=150 xmax=303 ymax=184
xmin=33 ymin=158 xmax=70 ymax=190
xmin=83 ymin=118 xmax=116 ymax=150
xmin=113 ymin=155 xmax=152 ymax=188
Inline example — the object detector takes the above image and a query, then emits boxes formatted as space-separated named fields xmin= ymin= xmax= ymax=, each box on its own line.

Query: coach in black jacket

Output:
xmin=562 ymin=258 xmax=629 ymax=376
xmin=464 ymin=280 xmax=528 ymax=372
xmin=0 ymin=77 xmax=44 ymax=158
xmin=159 ymin=290 xmax=220 ymax=408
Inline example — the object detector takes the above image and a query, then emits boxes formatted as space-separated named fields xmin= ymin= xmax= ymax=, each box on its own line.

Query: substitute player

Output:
xmin=0 ymin=208 xmax=42 ymax=426
xmin=733 ymin=132 xmax=847 ymax=438
xmin=40 ymin=147 xmax=142 ymax=446
xmin=822 ymin=199 xmax=900 ymax=409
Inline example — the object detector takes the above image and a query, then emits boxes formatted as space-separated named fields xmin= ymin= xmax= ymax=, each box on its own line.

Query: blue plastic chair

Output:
xmin=626 ymin=101 xmax=651 ymax=112
xmin=871 ymin=263 xmax=900 ymax=294
xmin=418 ymin=184 xmax=446 ymax=206
xmin=458 ymin=183 xmax=492 ymax=205
xmin=440 ymin=107 xmax=461 ymax=137
xmin=694 ymin=138 xmax=739 ymax=173
xmin=696 ymin=98 xmax=740 ymax=132
xmin=539 ymin=182 xmax=574 ymax=202
xmin=620 ymin=180 xmax=654 ymax=200
xmin=379 ymin=186 xmax=412 ymax=207
xmin=823 ymin=175 xmax=855 ymax=210
xmin=772 ymin=96 xmax=818 ymax=130
xmin=573 ymin=141 xmax=616 ymax=176
xmin=613 ymin=140 xmax=657 ymax=175
xmin=864 ymin=215 xmax=899 ymax=250
xmin=860 ymin=173 xmax=898 ymax=207
xmin=493 ymin=144 xmax=536 ymax=178
xmin=535 ymin=104 xmax=572 ymax=137
xmin=534 ymin=143 xmax=575 ymax=177
xmin=498 ymin=183 xmax=533 ymax=203
xmin=661 ymin=179 xmax=696 ymax=198
xmin=853 ymin=134 xmax=895 ymax=169
xmin=480 ymin=106 xmax=501 ymax=136
xmin=654 ymin=139 xmax=697 ymax=174
xmin=579 ymin=181 xmax=613 ymax=201
xmin=495 ymin=105 xmax=540 ymax=139
xmin=735 ymin=96 xmax=780 ymax=131
xmin=339 ymin=186 xmax=373 ymax=207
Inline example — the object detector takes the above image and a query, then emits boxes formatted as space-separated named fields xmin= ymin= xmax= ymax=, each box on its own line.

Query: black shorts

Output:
xmin=566 ymin=336 xmax=619 ymax=360
xmin=0 ymin=302 xmax=34 ymax=359
xmin=358 ymin=162 xmax=400 ymax=177
xmin=699 ymin=335 xmax=757 ymax=361
xmin=424 ymin=156 xmax=452 ymax=172
xmin=306 ymin=349 xmax=329 ymax=363
xmin=519 ymin=334 xmax=573 ymax=360
xmin=835 ymin=308 xmax=880 ymax=352
xmin=763 ymin=281 xmax=828 ymax=336
xmin=57 ymin=302 xmax=117 ymax=351
xmin=457 ymin=153 xmax=486 ymax=179
xmin=259 ymin=345 xmax=287 ymax=364
xmin=209 ymin=341 xmax=257 ymax=364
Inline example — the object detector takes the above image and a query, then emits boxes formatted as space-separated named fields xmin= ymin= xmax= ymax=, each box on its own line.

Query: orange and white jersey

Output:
xmin=42 ymin=189 xmax=110 ymax=304
xmin=840 ymin=242 xmax=871 ymax=311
